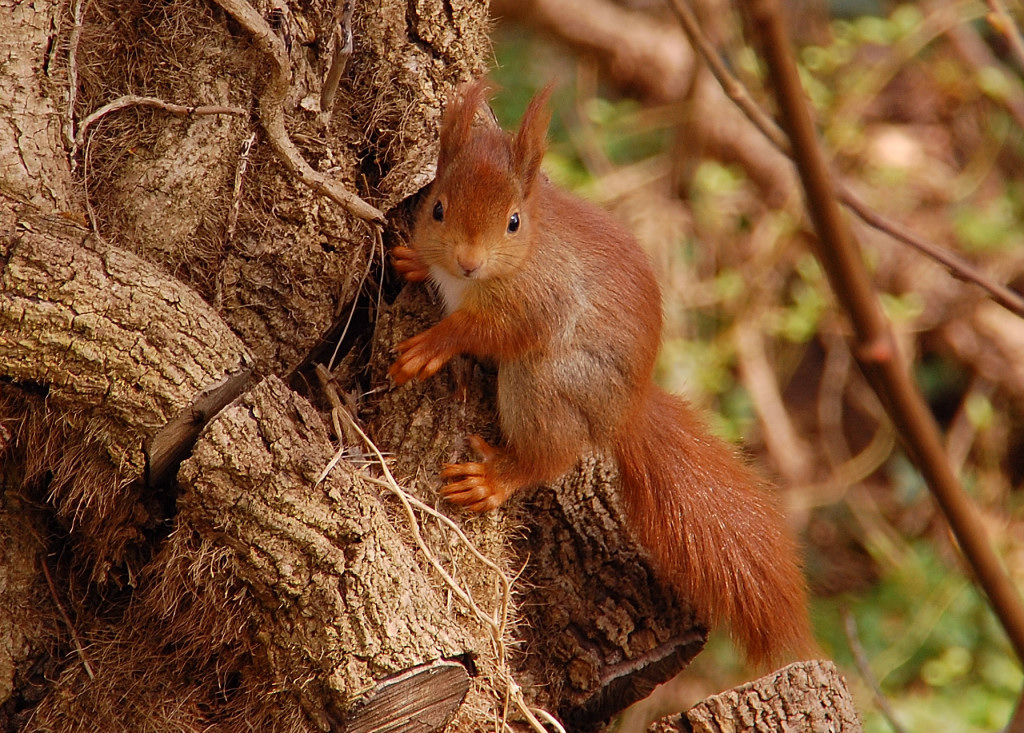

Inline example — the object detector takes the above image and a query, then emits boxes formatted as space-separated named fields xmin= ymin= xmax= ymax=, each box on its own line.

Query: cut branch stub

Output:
xmin=0 ymin=215 xmax=253 ymax=575
xmin=685 ymin=660 xmax=863 ymax=732
xmin=342 ymin=660 xmax=471 ymax=733
xmin=145 ymin=364 xmax=254 ymax=487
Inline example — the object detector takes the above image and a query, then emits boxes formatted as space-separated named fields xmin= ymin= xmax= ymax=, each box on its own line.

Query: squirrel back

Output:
xmin=392 ymin=79 xmax=814 ymax=668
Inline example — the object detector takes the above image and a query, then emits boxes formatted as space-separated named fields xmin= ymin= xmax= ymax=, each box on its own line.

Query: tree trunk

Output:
xmin=0 ymin=0 xmax=497 ymax=728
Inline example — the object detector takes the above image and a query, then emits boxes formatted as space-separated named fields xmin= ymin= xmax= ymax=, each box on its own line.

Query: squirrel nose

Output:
xmin=456 ymin=254 xmax=483 ymax=277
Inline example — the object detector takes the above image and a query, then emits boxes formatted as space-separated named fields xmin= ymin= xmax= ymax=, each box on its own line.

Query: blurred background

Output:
xmin=486 ymin=1 xmax=1024 ymax=730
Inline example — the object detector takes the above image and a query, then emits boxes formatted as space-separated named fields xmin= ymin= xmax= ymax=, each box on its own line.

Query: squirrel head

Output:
xmin=414 ymin=79 xmax=554 ymax=284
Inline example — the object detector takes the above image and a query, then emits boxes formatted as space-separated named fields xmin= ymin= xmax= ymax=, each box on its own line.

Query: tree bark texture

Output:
xmin=517 ymin=455 xmax=707 ymax=729
xmin=684 ymin=660 xmax=863 ymax=733
xmin=0 ymin=0 xmax=498 ymax=727
xmin=26 ymin=376 xmax=481 ymax=730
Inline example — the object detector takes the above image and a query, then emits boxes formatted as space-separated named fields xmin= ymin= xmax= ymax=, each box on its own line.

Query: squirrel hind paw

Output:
xmin=439 ymin=461 xmax=508 ymax=512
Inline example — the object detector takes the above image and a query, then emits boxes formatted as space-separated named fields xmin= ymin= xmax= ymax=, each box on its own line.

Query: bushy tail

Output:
xmin=613 ymin=386 xmax=814 ymax=668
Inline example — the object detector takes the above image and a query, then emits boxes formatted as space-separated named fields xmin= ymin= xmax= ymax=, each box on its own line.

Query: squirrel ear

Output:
xmin=513 ymin=83 xmax=554 ymax=189
xmin=438 ymin=78 xmax=495 ymax=173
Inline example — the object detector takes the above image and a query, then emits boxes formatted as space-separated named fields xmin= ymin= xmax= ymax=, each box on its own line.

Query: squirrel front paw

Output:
xmin=439 ymin=435 xmax=510 ymax=512
xmin=391 ymin=245 xmax=430 ymax=282
xmin=389 ymin=329 xmax=454 ymax=384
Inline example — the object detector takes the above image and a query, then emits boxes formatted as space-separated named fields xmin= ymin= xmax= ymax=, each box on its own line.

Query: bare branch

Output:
xmin=665 ymin=0 xmax=1024 ymax=320
xmin=841 ymin=608 xmax=910 ymax=733
xmin=40 ymin=554 xmax=95 ymax=680
xmin=840 ymin=187 xmax=1024 ymax=319
xmin=740 ymin=0 xmax=1024 ymax=667
xmin=734 ymin=320 xmax=815 ymax=484
xmin=74 ymin=95 xmax=248 ymax=149
xmin=667 ymin=0 xmax=787 ymax=149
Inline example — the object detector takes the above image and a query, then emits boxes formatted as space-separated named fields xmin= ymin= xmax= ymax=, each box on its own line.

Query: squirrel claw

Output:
xmin=441 ymin=480 xmax=506 ymax=513
xmin=440 ymin=461 xmax=486 ymax=480
xmin=389 ymin=331 xmax=451 ymax=384
xmin=439 ymin=455 xmax=507 ymax=512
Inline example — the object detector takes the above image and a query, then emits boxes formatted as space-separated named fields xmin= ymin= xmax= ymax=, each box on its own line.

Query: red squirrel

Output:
xmin=389 ymin=79 xmax=814 ymax=668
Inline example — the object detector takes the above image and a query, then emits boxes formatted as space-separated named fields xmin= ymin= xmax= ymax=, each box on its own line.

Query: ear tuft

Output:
xmin=437 ymin=78 xmax=496 ymax=173
xmin=513 ymin=82 xmax=555 ymax=189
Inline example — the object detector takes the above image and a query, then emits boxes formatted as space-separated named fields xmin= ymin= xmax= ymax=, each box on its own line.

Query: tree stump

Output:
xmin=684 ymin=660 xmax=863 ymax=733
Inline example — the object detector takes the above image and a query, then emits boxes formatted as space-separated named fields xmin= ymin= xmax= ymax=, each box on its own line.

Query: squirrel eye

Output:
xmin=507 ymin=212 xmax=521 ymax=233
xmin=432 ymin=201 xmax=444 ymax=222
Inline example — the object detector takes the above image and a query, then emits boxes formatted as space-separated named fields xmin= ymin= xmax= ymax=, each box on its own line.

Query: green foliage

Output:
xmin=953 ymin=186 xmax=1024 ymax=253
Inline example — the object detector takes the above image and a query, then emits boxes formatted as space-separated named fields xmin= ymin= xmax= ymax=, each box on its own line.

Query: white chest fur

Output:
xmin=429 ymin=264 xmax=470 ymax=314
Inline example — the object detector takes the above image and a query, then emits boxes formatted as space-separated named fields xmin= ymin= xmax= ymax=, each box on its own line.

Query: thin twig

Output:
xmin=74 ymin=95 xmax=248 ymax=149
xmin=320 ymin=406 xmax=509 ymax=632
xmin=840 ymin=186 xmax=1024 ymax=318
xmin=313 ymin=364 xmax=363 ymax=452
xmin=665 ymin=0 xmax=1024 ymax=320
xmin=40 ymin=556 xmax=95 ymax=680
xmin=76 ymin=97 xmax=244 ymax=242
xmin=841 ymin=608 xmax=910 ymax=733
xmin=734 ymin=319 xmax=814 ymax=484
xmin=82 ymin=122 xmax=104 ymax=243
xmin=741 ymin=0 xmax=1024 ymax=666
xmin=666 ymin=0 xmax=786 ymax=147
xmin=328 ymin=225 xmax=379 ymax=372
xmin=210 ymin=0 xmax=384 ymax=224
xmin=224 ymin=131 xmax=257 ymax=251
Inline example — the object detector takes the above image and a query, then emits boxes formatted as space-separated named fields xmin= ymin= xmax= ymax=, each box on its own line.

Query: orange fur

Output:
xmin=390 ymin=79 xmax=815 ymax=667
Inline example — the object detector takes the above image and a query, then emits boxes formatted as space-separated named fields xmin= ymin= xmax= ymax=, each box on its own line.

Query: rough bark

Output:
xmin=26 ymin=376 xmax=480 ymax=730
xmin=0 ymin=1 xmax=80 ymax=686
xmin=0 ymin=0 xmax=74 ymax=209
xmin=0 ymin=213 xmax=252 ymax=579
xmin=1 ymin=0 xmax=497 ymax=728
xmin=1 ymin=221 xmax=252 ymax=473
xmin=684 ymin=660 xmax=863 ymax=732
xmin=518 ymin=457 xmax=706 ymax=730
